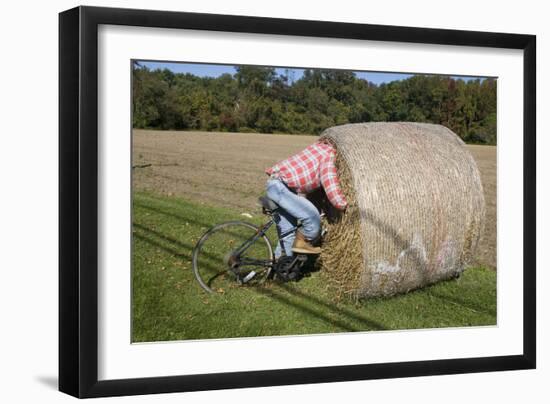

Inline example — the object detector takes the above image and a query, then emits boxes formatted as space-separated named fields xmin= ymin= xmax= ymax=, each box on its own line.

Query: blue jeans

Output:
xmin=265 ymin=178 xmax=321 ymax=258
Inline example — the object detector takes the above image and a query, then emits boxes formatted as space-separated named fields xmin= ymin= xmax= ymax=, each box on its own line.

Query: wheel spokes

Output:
xmin=193 ymin=222 xmax=273 ymax=293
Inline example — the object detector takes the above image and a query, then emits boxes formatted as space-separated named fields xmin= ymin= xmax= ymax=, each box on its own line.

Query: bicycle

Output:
xmin=192 ymin=196 xmax=324 ymax=294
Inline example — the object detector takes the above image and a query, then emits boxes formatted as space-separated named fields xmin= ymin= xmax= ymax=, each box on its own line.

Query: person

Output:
xmin=265 ymin=139 xmax=348 ymax=258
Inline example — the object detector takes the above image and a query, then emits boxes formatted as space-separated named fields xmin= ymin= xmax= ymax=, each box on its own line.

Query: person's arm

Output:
xmin=319 ymin=150 xmax=348 ymax=210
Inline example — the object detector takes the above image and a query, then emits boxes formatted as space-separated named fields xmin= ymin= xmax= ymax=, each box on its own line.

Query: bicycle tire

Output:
xmin=192 ymin=221 xmax=274 ymax=293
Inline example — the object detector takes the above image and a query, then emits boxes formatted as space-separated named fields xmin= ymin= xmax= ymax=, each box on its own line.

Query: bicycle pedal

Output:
xmin=288 ymin=272 xmax=302 ymax=282
xmin=242 ymin=271 xmax=257 ymax=283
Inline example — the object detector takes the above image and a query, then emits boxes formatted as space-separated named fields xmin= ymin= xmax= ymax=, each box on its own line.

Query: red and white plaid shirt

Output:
xmin=266 ymin=141 xmax=348 ymax=210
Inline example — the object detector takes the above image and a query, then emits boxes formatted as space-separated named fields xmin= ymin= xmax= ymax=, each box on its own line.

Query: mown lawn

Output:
xmin=132 ymin=191 xmax=497 ymax=342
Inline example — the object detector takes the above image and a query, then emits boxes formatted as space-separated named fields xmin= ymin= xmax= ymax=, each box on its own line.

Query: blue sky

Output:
xmin=137 ymin=61 xmax=486 ymax=85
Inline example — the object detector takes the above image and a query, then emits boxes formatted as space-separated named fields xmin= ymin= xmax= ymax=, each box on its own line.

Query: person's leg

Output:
xmin=266 ymin=179 xmax=321 ymax=242
xmin=266 ymin=179 xmax=296 ymax=257
xmin=272 ymin=210 xmax=297 ymax=258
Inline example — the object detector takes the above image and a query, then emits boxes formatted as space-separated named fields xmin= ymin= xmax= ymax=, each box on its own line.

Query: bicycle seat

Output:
xmin=258 ymin=196 xmax=279 ymax=212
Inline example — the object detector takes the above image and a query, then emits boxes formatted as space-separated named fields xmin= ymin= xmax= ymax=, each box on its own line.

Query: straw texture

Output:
xmin=318 ymin=122 xmax=485 ymax=299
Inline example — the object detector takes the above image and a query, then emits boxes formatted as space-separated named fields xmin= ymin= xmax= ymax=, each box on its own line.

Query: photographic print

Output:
xmin=131 ymin=61 xmax=497 ymax=343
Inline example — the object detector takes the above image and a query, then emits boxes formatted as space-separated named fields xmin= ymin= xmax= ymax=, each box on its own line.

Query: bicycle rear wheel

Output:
xmin=192 ymin=221 xmax=274 ymax=293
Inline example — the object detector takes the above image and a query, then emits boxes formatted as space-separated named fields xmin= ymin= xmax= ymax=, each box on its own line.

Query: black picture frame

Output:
xmin=59 ymin=5 xmax=536 ymax=399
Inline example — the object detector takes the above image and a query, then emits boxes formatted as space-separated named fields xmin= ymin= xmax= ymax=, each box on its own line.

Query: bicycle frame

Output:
xmin=232 ymin=211 xmax=297 ymax=267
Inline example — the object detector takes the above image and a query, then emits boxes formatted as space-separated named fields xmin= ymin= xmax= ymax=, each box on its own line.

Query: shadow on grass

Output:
xmin=135 ymin=193 xmax=261 ymax=225
xmin=250 ymin=285 xmax=381 ymax=332
xmin=427 ymin=288 xmax=496 ymax=317
xmin=133 ymin=231 xmax=190 ymax=259
xmin=133 ymin=222 xmax=266 ymax=268
xmin=134 ymin=222 xmax=193 ymax=256
xmin=277 ymin=283 xmax=387 ymax=330
xmin=135 ymin=199 xmax=220 ymax=230
xmin=135 ymin=200 xmax=260 ymax=240
xmin=133 ymin=221 xmax=388 ymax=333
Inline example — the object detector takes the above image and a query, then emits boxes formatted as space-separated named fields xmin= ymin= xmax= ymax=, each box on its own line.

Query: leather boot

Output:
xmin=292 ymin=231 xmax=322 ymax=254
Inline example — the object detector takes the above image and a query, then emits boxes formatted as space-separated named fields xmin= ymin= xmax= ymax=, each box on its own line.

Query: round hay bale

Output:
xmin=318 ymin=122 xmax=485 ymax=299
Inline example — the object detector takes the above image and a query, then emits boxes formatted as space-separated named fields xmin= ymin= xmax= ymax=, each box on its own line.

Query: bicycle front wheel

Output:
xmin=192 ymin=221 xmax=274 ymax=293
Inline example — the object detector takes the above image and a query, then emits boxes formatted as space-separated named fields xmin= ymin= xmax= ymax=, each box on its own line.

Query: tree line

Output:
xmin=132 ymin=63 xmax=497 ymax=144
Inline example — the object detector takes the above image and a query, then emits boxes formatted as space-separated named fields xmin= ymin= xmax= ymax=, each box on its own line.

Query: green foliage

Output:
xmin=132 ymin=64 xmax=497 ymax=144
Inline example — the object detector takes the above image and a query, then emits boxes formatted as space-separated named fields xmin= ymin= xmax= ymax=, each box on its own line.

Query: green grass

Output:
xmin=132 ymin=191 xmax=497 ymax=342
